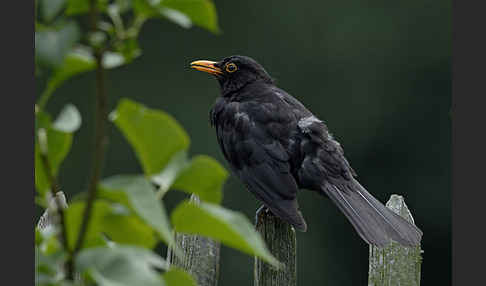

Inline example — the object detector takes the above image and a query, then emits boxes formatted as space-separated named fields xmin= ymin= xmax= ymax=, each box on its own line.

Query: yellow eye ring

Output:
xmin=225 ymin=63 xmax=238 ymax=73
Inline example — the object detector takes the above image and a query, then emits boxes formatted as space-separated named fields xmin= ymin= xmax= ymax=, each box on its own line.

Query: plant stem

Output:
xmin=37 ymin=130 xmax=73 ymax=279
xmin=73 ymin=51 xmax=107 ymax=250
xmin=73 ymin=0 xmax=108 ymax=255
xmin=38 ymin=85 xmax=55 ymax=110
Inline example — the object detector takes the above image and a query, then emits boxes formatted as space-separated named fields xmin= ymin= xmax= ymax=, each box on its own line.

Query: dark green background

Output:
xmin=37 ymin=0 xmax=451 ymax=285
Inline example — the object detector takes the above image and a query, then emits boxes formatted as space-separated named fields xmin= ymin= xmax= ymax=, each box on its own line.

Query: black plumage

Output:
xmin=191 ymin=55 xmax=422 ymax=247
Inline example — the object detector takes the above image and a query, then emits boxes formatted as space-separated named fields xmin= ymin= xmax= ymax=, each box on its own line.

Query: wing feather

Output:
xmin=214 ymin=102 xmax=307 ymax=231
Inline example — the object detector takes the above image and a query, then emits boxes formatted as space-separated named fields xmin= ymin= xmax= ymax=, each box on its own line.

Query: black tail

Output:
xmin=321 ymin=180 xmax=422 ymax=247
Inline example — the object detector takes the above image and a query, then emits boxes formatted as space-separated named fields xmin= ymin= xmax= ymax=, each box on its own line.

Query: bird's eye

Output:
xmin=225 ymin=63 xmax=238 ymax=73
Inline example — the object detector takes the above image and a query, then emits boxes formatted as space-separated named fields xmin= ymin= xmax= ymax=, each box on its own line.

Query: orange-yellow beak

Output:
xmin=190 ymin=60 xmax=223 ymax=76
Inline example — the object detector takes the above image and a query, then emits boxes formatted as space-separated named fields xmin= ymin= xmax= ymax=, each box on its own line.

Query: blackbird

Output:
xmin=190 ymin=55 xmax=422 ymax=246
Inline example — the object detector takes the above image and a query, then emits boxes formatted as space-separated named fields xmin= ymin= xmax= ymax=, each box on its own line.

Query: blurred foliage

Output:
xmin=110 ymin=98 xmax=190 ymax=176
xmin=162 ymin=267 xmax=197 ymax=286
xmin=35 ymin=0 xmax=281 ymax=285
xmin=75 ymin=245 xmax=168 ymax=286
xmin=36 ymin=229 xmax=69 ymax=286
xmin=35 ymin=106 xmax=79 ymax=196
xmin=98 ymin=175 xmax=175 ymax=248
xmin=172 ymin=200 xmax=282 ymax=267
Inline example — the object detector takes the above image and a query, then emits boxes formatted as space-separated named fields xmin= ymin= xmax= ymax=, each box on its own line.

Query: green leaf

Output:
xmin=65 ymin=0 xmax=89 ymax=14
xmin=36 ymin=221 xmax=69 ymax=285
xmin=102 ymin=51 xmax=127 ymax=68
xmin=102 ymin=205 xmax=158 ymax=249
xmin=37 ymin=223 xmax=63 ymax=255
xmin=159 ymin=7 xmax=192 ymax=29
xmin=35 ymin=110 xmax=73 ymax=196
xmin=171 ymin=155 xmax=228 ymax=204
xmin=162 ymin=268 xmax=196 ymax=286
xmin=110 ymin=98 xmax=190 ymax=176
xmin=115 ymin=0 xmax=133 ymax=14
xmin=35 ymin=21 xmax=80 ymax=68
xmin=36 ymin=246 xmax=67 ymax=286
xmin=171 ymin=201 xmax=281 ymax=268
xmin=133 ymin=0 xmax=219 ymax=33
xmin=99 ymin=175 xmax=175 ymax=247
xmin=66 ymin=0 xmax=108 ymax=15
xmin=97 ymin=186 xmax=131 ymax=207
xmin=52 ymin=104 xmax=82 ymax=132
xmin=65 ymin=199 xmax=157 ymax=250
xmin=36 ymin=228 xmax=43 ymax=246
xmin=151 ymin=152 xmax=228 ymax=204
xmin=40 ymin=0 xmax=66 ymax=22
xmin=38 ymin=47 xmax=130 ymax=108
xmin=76 ymin=245 xmax=167 ymax=286
xmin=35 ymin=108 xmax=52 ymax=131
xmin=151 ymin=151 xmax=189 ymax=198
xmin=38 ymin=48 xmax=95 ymax=108
xmin=88 ymin=31 xmax=108 ymax=49
xmin=113 ymin=38 xmax=142 ymax=62
xmin=160 ymin=0 xmax=220 ymax=33
xmin=133 ymin=0 xmax=159 ymax=17
xmin=35 ymin=106 xmax=80 ymax=195
xmin=64 ymin=200 xmax=111 ymax=250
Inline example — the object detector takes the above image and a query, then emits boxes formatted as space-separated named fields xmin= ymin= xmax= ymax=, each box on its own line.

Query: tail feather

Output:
xmin=321 ymin=180 xmax=422 ymax=247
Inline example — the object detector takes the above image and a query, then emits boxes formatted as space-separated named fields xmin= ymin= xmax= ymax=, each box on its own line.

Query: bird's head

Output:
xmin=190 ymin=55 xmax=274 ymax=96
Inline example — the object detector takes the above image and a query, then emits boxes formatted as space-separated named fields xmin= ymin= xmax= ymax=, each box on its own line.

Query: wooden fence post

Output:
xmin=368 ymin=194 xmax=423 ymax=286
xmin=37 ymin=191 xmax=68 ymax=230
xmin=254 ymin=209 xmax=297 ymax=286
xmin=167 ymin=194 xmax=221 ymax=286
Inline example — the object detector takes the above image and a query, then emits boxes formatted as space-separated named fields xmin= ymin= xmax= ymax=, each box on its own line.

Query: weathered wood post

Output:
xmin=254 ymin=209 xmax=297 ymax=286
xmin=368 ymin=194 xmax=423 ymax=286
xmin=167 ymin=194 xmax=221 ymax=286
xmin=37 ymin=191 xmax=68 ymax=230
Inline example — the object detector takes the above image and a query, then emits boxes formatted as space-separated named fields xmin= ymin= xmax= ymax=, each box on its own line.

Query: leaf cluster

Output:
xmin=36 ymin=0 xmax=220 ymax=109
xmin=35 ymin=1 xmax=281 ymax=285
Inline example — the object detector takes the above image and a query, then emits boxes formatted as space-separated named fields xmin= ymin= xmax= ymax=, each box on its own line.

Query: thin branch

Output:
xmin=73 ymin=0 xmax=109 ymax=255
xmin=37 ymin=129 xmax=73 ymax=279
xmin=37 ymin=85 xmax=56 ymax=110
xmin=38 ymin=152 xmax=68 ymax=243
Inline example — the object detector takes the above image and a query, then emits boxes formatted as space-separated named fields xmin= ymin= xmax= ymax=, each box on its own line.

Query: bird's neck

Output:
xmin=219 ymin=77 xmax=273 ymax=98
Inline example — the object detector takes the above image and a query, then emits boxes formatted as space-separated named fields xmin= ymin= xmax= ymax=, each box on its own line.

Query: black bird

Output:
xmin=190 ymin=55 xmax=422 ymax=247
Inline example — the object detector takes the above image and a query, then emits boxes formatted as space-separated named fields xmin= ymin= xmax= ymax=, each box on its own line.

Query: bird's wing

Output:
xmin=215 ymin=107 xmax=307 ymax=231
xmin=298 ymin=115 xmax=357 ymax=181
